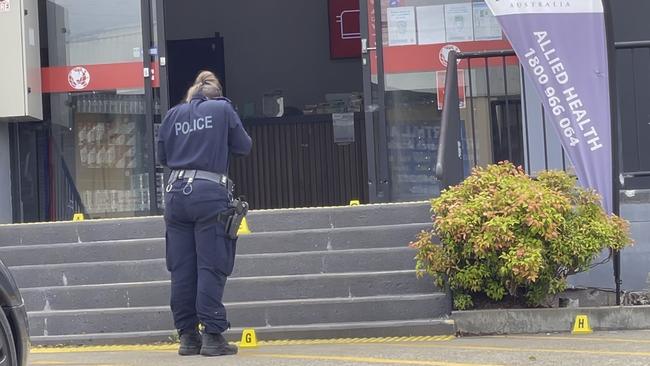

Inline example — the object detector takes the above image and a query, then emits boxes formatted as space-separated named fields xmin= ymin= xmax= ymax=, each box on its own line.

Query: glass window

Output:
xmin=461 ymin=59 xmax=522 ymax=169
xmin=47 ymin=0 xmax=143 ymax=67
xmin=45 ymin=0 xmax=151 ymax=219
xmin=377 ymin=0 xmax=519 ymax=201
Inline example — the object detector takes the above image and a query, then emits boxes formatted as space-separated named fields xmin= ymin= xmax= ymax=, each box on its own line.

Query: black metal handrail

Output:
xmin=623 ymin=171 xmax=650 ymax=178
xmin=615 ymin=40 xmax=650 ymax=49
xmin=456 ymin=50 xmax=515 ymax=59
xmin=59 ymin=156 xmax=88 ymax=219
xmin=436 ymin=49 xmax=521 ymax=189
xmin=436 ymin=40 xmax=650 ymax=187
xmin=435 ymin=51 xmax=464 ymax=190
xmin=49 ymin=137 xmax=88 ymax=220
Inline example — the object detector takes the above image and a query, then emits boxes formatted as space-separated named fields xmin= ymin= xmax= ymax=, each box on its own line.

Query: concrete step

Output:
xmin=29 ymin=319 xmax=456 ymax=346
xmin=27 ymin=293 xmax=450 ymax=337
xmin=21 ymin=270 xmax=439 ymax=312
xmin=12 ymin=247 xmax=418 ymax=288
xmin=243 ymin=202 xmax=431 ymax=233
xmin=0 ymin=223 xmax=432 ymax=266
xmin=0 ymin=218 xmax=166 ymax=247
xmin=0 ymin=202 xmax=431 ymax=246
xmin=0 ymin=238 xmax=164 ymax=267
xmin=621 ymin=202 xmax=650 ymax=223
xmin=620 ymin=221 xmax=650 ymax=290
xmin=3 ymin=201 xmax=451 ymax=346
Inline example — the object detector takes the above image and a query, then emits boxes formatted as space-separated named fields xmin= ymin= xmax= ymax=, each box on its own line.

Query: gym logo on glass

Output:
xmin=68 ymin=67 xmax=91 ymax=90
xmin=0 ymin=0 xmax=10 ymax=12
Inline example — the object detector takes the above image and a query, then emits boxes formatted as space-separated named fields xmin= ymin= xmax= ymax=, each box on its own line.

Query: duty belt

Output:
xmin=166 ymin=169 xmax=233 ymax=195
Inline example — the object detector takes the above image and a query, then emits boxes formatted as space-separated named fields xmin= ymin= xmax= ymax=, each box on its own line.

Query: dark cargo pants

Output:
xmin=164 ymin=179 xmax=237 ymax=335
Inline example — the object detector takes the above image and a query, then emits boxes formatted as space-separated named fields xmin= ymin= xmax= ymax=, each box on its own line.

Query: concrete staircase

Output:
xmin=0 ymin=202 xmax=453 ymax=345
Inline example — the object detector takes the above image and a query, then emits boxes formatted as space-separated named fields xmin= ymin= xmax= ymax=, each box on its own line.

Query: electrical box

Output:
xmin=0 ymin=0 xmax=43 ymax=121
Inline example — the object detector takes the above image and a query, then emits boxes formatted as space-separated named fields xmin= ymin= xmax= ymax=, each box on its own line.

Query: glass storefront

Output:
xmin=43 ymin=0 xmax=156 ymax=219
xmin=4 ymin=0 xmax=649 ymax=224
xmin=368 ymin=0 xmax=520 ymax=201
xmin=8 ymin=0 xmax=526 ymax=222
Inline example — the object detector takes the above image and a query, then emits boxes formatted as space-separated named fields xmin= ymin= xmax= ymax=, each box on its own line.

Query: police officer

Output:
xmin=157 ymin=71 xmax=252 ymax=357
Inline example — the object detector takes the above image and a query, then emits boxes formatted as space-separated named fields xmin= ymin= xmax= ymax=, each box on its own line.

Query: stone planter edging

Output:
xmin=452 ymin=305 xmax=650 ymax=335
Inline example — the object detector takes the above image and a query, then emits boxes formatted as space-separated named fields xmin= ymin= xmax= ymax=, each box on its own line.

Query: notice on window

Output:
xmin=0 ymin=0 xmax=10 ymax=12
xmin=416 ymin=5 xmax=446 ymax=45
xmin=473 ymin=2 xmax=502 ymax=41
xmin=387 ymin=7 xmax=417 ymax=46
xmin=445 ymin=3 xmax=474 ymax=42
xmin=332 ymin=113 xmax=355 ymax=144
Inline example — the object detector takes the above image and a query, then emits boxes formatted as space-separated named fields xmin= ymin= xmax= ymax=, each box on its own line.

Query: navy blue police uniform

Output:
xmin=157 ymin=94 xmax=252 ymax=336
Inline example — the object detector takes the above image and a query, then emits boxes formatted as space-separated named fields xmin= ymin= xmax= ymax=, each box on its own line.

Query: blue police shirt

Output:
xmin=157 ymin=95 xmax=252 ymax=173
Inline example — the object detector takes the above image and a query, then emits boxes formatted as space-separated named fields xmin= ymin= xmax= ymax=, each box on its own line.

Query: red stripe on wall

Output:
xmin=42 ymin=62 xmax=160 ymax=93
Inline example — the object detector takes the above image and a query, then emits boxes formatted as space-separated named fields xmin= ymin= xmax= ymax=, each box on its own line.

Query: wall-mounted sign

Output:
xmin=328 ymin=0 xmax=361 ymax=59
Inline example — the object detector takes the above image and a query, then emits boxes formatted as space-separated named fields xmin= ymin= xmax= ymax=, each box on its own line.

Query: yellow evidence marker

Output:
xmin=72 ymin=213 xmax=85 ymax=221
xmin=240 ymin=328 xmax=258 ymax=348
xmin=349 ymin=200 xmax=360 ymax=206
xmin=571 ymin=314 xmax=593 ymax=335
xmin=237 ymin=217 xmax=251 ymax=236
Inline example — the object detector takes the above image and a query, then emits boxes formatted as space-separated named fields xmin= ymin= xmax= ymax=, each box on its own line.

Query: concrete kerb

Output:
xmin=452 ymin=305 xmax=650 ymax=335
xmin=29 ymin=320 xmax=456 ymax=346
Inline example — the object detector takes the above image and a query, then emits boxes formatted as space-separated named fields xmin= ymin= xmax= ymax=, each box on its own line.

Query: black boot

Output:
xmin=178 ymin=330 xmax=202 ymax=356
xmin=200 ymin=333 xmax=238 ymax=356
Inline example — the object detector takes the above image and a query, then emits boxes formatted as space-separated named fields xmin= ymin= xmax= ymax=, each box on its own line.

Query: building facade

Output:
xmin=1 ymin=0 xmax=649 ymax=227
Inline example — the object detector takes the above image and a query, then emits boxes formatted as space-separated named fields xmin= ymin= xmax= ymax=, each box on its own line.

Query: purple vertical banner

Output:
xmin=484 ymin=1 xmax=613 ymax=213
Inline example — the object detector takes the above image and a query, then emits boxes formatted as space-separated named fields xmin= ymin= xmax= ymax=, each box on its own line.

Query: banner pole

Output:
xmin=602 ymin=0 xmax=622 ymax=305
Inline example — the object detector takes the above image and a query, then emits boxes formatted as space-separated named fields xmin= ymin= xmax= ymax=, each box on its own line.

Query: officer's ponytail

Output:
xmin=185 ymin=71 xmax=223 ymax=103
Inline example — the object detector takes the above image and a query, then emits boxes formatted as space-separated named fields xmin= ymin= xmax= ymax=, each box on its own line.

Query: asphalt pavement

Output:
xmin=30 ymin=330 xmax=650 ymax=366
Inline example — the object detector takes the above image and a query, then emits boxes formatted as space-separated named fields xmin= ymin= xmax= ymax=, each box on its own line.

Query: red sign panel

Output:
xmin=328 ymin=0 xmax=361 ymax=59
xmin=436 ymin=70 xmax=466 ymax=111
xmin=41 ymin=62 xmax=160 ymax=93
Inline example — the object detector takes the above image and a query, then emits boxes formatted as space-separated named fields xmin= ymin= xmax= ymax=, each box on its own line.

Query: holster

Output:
xmin=218 ymin=197 xmax=249 ymax=239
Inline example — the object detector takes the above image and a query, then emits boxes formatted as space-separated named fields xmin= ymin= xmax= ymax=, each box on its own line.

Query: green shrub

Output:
xmin=411 ymin=162 xmax=632 ymax=310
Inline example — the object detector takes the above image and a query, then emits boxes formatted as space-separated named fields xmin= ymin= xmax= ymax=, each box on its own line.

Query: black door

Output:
xmin=166 ymin=35 xmax=227 ymax=107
